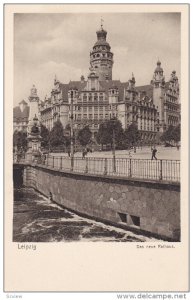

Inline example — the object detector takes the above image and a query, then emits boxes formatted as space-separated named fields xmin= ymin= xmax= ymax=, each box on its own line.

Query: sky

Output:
xmin=14 ymin=13 xmax=181 ymax=106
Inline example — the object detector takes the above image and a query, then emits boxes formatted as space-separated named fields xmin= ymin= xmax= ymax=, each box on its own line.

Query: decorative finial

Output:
xmin=157 ymin=58 xmax=161 ymax=65
xmin=101 ymin=17 xmax=104 ymax=29
xmin=30 ymin=84 xmax=37 ymax=97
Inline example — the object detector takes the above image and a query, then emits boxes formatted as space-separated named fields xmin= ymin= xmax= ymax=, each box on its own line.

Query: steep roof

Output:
xmin=13 ymin=105 xmax=29 ymax=122
xmin=135 ymin=84 xmax=153 ymax=99
xmin=165 ymin=82 xmax=170 ymax=90
xmin=60 ymin=81 xmax=87 ymax=101
xmin=68 ymin=81 xmax=87 ymax=91
xmin=59 ymin=83 xmax=69 ymax=101
xmin=99 ymin=80 xmax=127 ymax=101
xmin=19 ymin=99 xmax=27 ymax=105
xmin=58 ymin=80 xmax=170 ymax=102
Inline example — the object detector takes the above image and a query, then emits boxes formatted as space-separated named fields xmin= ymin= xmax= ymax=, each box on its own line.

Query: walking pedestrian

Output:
xmin=151 ymin=147 xmax=157 ymax=160
xmin=82 ymin=148 xmax=87 ymax=159
xmin=42 ymin=153 xmax=46 ymax=165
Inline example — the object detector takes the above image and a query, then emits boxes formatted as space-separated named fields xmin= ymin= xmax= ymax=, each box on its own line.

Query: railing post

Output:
xmin=85 ymin=157 xmax=88 ymax=173
xmin=53 ymin=156 xmax=54 ymax=168
xmin=71 ymin=157 xmax=74 ymax=172
xmin=47 ymin=155 xmax=49 ymax=166
xmin=60 ymin=156 xmax=62 ymax=170
xmin=104 ymin=158 xmax=107 ymax=175
xmin=159 ymin=159 xmax=163 ymax=180
xmin=129 ymin=158 xmax=132 ymax=177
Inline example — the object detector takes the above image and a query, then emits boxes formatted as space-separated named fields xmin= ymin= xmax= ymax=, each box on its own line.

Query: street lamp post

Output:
xmin=70 ymin=91 xmax=74 ymax=170
xmin=111 ymin=118 xmax=116 ymax=173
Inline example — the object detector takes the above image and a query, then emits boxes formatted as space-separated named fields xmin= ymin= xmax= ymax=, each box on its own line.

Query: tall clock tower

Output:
xmin=90 ymin=23 xmax=114 ymax=81
xmin=151 ymin=60 xmax=165 ymax=133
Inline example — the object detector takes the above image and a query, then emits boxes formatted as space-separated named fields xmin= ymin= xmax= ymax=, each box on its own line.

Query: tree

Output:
xmin=173 ymin=124 xmax=181 ymax=144
xmin=40 ymin=123 xmax=50 ymax=149
xmin=64 ymin=124 xmax=72 ymax=148
xmin=77 ymin=125 xmax=92 ymax=147
xmin=50 ymin=120 xmax=64 ymax=148
xmin=13 ymin=130 xmax=27 ymax=152
xmin=160 ymin=125 xmax=180 ymax=145
xmin=96 ymin=118 xmax=124 ymax=149
xmin=124 ymin=123 xmax=140 ymax=147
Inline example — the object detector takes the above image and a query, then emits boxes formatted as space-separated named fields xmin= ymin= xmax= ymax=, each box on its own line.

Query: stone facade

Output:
xmin=151 ymin=62 xmax=180 ymax=134
xmin=90 ymin=25 xmax=114 ymax=81
xmin=23 ymin=165 xmax=180 ymax=240
xmin=38 ymin=25 xmax=180 ymax=144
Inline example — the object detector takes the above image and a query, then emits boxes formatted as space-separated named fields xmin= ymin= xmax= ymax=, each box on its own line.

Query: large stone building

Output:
xmin=13 ymin=99 xmax=29 ymax=132
xmin=17 ymin=24 xmax=181 ymax=144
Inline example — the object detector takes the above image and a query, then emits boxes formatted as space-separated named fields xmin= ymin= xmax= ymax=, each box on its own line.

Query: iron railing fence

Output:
xmin=37 ymin=155 xmax=180 ymax=183
xmin=14 ymin=155 xmax=180 ymax=183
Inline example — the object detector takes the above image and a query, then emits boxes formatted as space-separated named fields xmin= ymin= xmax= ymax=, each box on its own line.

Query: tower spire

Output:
xmin=90 ymin=23 xmax=114 ymax=81
xmin=100 ymin=17 xmax=104 ymax=30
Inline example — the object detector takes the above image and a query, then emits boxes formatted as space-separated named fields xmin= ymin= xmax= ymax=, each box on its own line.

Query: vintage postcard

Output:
xmin=4 ymin=4 xmax=189 ymax=293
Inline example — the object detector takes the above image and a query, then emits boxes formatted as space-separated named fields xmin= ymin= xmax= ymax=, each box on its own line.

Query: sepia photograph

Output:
xmin=4 ymin=3 xmax=189 ymax=293
xmin=13 ymin=12 xmax=181 ymax=243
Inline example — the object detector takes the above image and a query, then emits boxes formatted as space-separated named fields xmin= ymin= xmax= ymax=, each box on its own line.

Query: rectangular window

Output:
xmin=118 ymin=213 xmax=127 ymax=223
xmin=83 ymin=93 xmax=87 ymax=100
xmin=130 ymin=215 xmax=140 ymax=227
xmin=94 ymin=114 xmax=98 ymax=119
xmin=89 ymin=114 xmax=92 ymax=119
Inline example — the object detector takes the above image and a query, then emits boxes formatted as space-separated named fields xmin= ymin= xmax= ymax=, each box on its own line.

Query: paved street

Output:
xmin=51 ymin=145 xmax=180 ymax=161
xmin=45 ymin=146 xmax=180 ymax=182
